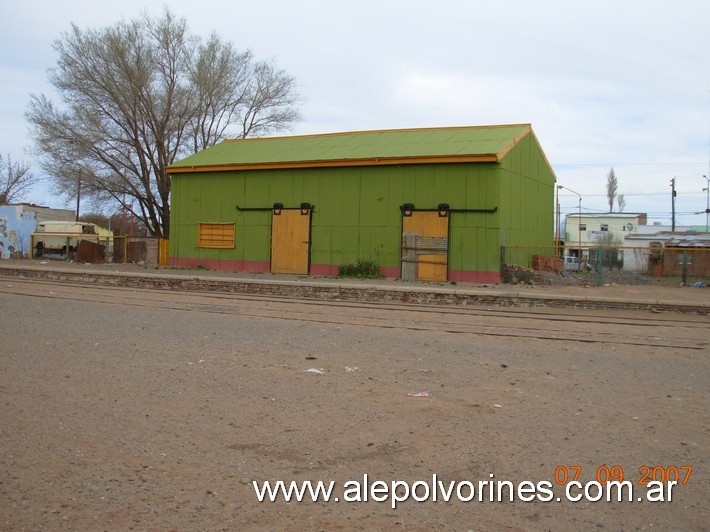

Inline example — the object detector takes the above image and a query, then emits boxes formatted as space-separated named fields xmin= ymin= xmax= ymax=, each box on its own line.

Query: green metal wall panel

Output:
xmin=316 ymin=173 xmax=343 ymax=224
xmin=241 ymin=214 xmax=270 ymax=259
xmin=341 ymin=171 xmax=361 ymax=226
xmin=497 ymin=134 xmax=555 ymax=267
xmin=245 ymin=174 xmax=268 ymax=206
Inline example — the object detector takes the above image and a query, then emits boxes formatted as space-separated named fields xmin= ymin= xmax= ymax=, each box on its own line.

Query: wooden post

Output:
xmin=401 ymin=233 xmax=416 ymax=281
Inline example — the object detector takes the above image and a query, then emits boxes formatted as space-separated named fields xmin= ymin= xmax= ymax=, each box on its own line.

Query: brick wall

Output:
xmin=532 ymin=255 xmax=564 ymax=274
xmin=663 ymin=248 xmax=709 ymax=277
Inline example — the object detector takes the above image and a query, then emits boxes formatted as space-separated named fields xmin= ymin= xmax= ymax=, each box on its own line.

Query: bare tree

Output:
xmin=596 ymin=230 xmax=623 ymax=271
xmin=26 ymin=10 xmax=301 ymax=237
xmin=79 ymin=211 xmax=148 ymax=236
xmin=617 ymin=193 xmax=626 ymax=213
xmin=606 ymin=167 xmax=618 ymax=212
xmin=0 ymin=153 xmax=36 ymax=204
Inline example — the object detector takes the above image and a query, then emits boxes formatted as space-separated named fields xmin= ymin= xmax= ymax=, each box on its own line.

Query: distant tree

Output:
xmin=617 ymin=193 xmax=626 ymax=213
xmin=606 ymin=167 xmax=618 ymax=212
xmin=27 ymin=9 xmax=302 ymax=238
xmin=0 ymin=153 xmax=36 ymax=204
xmin=596 ymin=230 xmax=623 ymax=271
xmin=79 ymin=211 xmax=147 ymax=236
xmin=78 ymin=212 xmax=110 ymax=228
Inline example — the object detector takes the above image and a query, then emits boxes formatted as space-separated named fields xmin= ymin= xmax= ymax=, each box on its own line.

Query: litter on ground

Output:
xmin=407 ymin=391 xmax=430 ymax=397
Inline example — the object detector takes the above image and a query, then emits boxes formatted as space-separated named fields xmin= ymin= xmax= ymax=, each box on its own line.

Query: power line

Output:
xmin=553 ymin=162 xmax=706 ymax=168
xmin=557 ymin=191 xmax=703 ymax=197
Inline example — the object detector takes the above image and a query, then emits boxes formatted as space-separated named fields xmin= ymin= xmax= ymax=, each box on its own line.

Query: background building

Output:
xmin=563 ymin=212 xmax=647 ymax=262
xmin=623 ymin=224 xmax=708 ymax=276
xmin=0 ymin=204 xmax=75 ymax=259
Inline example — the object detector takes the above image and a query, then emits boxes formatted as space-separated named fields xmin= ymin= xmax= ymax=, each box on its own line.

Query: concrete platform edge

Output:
xmin=0 ymin=264 xmax=708 ymax=315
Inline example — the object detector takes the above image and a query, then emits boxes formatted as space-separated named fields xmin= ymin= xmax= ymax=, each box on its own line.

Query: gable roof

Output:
xmin=168 ymin=123 xmax=539 ymax=174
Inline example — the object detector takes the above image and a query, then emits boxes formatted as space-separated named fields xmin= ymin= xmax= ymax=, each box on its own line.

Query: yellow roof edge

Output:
xmin=491 ymin=125 xmax=557 ymax=182
xmin=527 ymin=127 xmax=558 ymax=182
xmin=495 ymin=124 xmax=532 ymax=160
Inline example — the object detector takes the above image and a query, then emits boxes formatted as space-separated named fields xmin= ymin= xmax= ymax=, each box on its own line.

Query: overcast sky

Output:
xmin=1 ymin=0 xmax=709 ymax=226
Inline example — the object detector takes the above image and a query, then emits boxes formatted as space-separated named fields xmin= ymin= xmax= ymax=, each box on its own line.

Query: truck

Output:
xmin=32 ymin=221 xmax=100 ymax=257
xmin=564 ymin=256 xmax=591 ymax=272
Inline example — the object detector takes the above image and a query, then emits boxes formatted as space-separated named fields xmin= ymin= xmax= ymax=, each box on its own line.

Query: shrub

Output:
xmin=338 ymin=258 xmax=384 ymax=279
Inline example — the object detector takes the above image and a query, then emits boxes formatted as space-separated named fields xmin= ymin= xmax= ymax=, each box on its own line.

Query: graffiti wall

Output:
xmin=0 ymin=206 xmax=37 ymax=259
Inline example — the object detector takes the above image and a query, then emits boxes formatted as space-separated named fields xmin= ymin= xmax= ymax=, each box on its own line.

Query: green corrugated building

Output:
xmin=167 ymin=124 xmax=555 ymax=283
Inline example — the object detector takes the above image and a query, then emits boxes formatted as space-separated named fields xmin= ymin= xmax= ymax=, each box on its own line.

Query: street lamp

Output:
xmin=555 ymin=185 xmax=560 ymax=256
xmin=558 ymin=185 xmax=582 ymax=266
xmin=703 ymin=175 xmax=709 ymax=233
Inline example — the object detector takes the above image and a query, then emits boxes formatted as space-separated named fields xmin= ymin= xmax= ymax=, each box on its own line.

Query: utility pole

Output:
xmin=703 ymin=175 xmax=709 ymax=232
xmin=75 ymin=177 xmax=81 ymax=222
xmin=670 ymin=177 xmax=676 ymax=231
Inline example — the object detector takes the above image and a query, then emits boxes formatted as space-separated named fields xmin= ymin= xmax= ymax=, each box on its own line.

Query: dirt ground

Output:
xmin=0 ymin=272 xmax=708 ymax=530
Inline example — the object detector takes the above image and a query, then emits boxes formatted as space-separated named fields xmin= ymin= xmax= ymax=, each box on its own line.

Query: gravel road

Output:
xmin=0 ymin=277 xmax=708 ymax=530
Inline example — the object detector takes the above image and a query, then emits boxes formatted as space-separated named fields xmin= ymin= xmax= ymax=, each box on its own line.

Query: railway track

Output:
xmin=2 ymin=276 xmax=707 ymax=352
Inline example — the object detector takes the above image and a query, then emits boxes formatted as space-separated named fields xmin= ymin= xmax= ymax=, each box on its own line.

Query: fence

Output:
xmin=32 ymin=235 xmax=169 ymax=265
xmin=502 ymin=245 xmax=709 ymax=286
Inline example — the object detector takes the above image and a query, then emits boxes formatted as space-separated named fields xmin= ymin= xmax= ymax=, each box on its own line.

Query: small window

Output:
xmin=198 ymin=223 xmax=235 ymax=249
xmin=579 ymin=224 xmax=586 ymax=231
xmin=600 ymin=224 xmax=609 ymax=232
xmin=676 ymin=252 xmax=692 ymax=265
